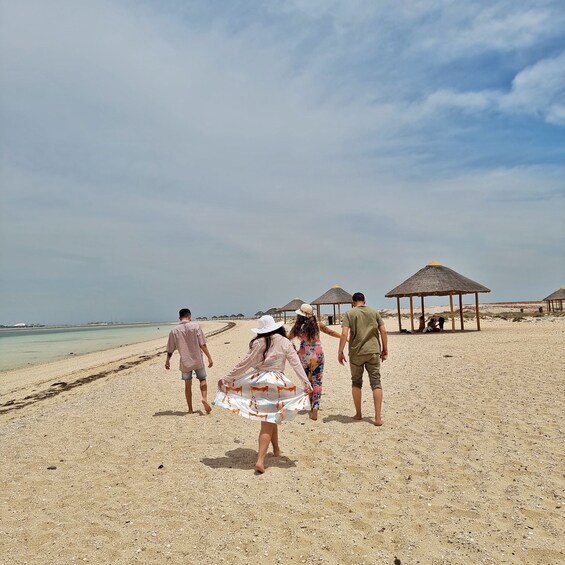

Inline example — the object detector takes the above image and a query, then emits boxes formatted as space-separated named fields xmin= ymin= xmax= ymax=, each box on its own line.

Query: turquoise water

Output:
xmin=0 ymin=323 xmax=176 ymax=372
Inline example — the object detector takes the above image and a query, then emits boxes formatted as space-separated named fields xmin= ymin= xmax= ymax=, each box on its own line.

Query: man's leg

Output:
xmin=196 ymin=368 xmax=212 ymax=414
xmin=349 ymin=358 xmax=364 ymax=419
xmin=372 ymin=388 xmax=383 ymax=426
xmin=366 ymin=354 xmax=383 ymax=426
xmin=256 ymin=421 xmax=275 ymax=473
xmin=352 ymin=386 xmax=362 ymax=420
xmin=184 ymin=380 xmax=193 ymax=413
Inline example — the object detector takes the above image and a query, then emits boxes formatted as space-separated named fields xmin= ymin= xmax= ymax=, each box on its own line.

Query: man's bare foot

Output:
xmin=309 ymin=408 xmax=319 ymax=421
xmin=201 ymin=400 xmax=212 ymax=414
xmin=254 ymin=462 xmax=265 ymax=474
xmin=353 ymin=413 xmax=362 ymax=420
xmin=187 ymin=409 xmax=194 ymax=414
xmin=374 ymin=418 xmax=383 ymax=426
xmin=272 ymin=448 xmax=281 ymax=457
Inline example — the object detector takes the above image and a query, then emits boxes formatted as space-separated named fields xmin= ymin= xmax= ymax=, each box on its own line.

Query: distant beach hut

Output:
xmin=543 ymin=288 xmax=565 ymax=313
xmin=311 ymin=285 xmax=353 ymax=324
xmin=254 ymin=310 xmax=265 ymax=318
xmin=265 ymin=307 xmax=282 ymax=320
xmin=278 ymin=297 xmax=305 ymax=323
xmin=385 ymin=261 xmax=491 ymax=332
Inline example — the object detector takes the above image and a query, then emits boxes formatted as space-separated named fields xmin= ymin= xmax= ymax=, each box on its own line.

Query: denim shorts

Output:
xmin=181 ymin=367 xmax=207 ymax=381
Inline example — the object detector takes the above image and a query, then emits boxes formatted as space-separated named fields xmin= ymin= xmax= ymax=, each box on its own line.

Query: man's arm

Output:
xmin=338 ymin=326 xmax=349 ymax=365
xmin=165 ymin=351 xmax=174 ymax=370
xmin=200 ymin=344 xmax=213 ymax=368
xmin=379 ymin=324 xmax=388 ymax=361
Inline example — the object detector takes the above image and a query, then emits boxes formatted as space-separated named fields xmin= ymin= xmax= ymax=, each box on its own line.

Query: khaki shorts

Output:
xmin=349 ymin=353 xmax=381 ymax=390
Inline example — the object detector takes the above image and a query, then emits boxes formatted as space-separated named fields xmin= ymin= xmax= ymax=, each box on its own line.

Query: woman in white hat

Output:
xmin=215 ymin=315 xmax=313 ymax=474
xmin=288 ymin=304 xmax=341 ymax=421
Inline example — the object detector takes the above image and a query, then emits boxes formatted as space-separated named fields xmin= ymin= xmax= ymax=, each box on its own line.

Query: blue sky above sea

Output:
xmin=1 ymin=0 xmax=564 ymax=325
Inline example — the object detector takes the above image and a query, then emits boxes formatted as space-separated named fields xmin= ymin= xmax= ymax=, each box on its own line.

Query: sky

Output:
xmin=1 ymin=0 xmax=564 ymax=324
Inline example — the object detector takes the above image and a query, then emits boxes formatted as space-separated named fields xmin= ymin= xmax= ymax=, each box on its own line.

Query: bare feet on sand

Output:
xmin=353 ymin=413 xmax=363 ymax=421
xmin=309 ymin=408 xmax=318 ymax=421
xmin=201 ymin=400 xmax=212 ymax=414
xmin=254 ymin=463 xmax=265 ymax=474
xmin=374 ymin=418 xmax=383 ymax=426
xmin=271 ymin=449 xmax=281 ymax=457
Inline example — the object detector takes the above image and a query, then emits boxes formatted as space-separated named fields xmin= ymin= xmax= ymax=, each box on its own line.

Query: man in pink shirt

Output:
xmin=165 ymin=308 xmax=214 ymax=414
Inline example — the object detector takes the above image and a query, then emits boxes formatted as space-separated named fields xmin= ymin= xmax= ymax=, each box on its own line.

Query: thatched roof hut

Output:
xmin=264 ymin=307 xmax=282 ymax=320
xmin=311 ymin=285 xmax=353 ymax=324
xmin=278 ymin=297 xmax=305 ymax=323
xmin=385 ymin=261 xmax=490 ymax=331
xmin=254 ymin=310 xmax=265 ymax=318
xmin=543 ymin=287 xmax=565 ymax=312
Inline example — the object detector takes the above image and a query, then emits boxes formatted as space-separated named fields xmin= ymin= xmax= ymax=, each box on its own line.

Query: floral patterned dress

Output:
xmin=214 ymin=334 xmax=311 ymax=424
xmin=297 ymin=331 xmax=325 ymax=411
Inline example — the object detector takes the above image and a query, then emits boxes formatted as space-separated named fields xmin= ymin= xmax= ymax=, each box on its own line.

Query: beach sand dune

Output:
xmin=1 ymin=318 xmax=563 ymax=564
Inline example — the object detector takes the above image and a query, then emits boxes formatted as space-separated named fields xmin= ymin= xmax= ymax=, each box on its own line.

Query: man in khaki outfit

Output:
xmin=338 ymin=292 xmax=388 ymax=426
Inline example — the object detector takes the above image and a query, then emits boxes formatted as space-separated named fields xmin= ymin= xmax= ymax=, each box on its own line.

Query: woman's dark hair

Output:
xmin=249 ymin=326 xmax=287 ymax=361
xmin=290 ymin=315 xmax=319 ymax=341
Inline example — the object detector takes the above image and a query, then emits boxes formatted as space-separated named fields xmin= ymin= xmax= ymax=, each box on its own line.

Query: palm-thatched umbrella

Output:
xmin=278 ymin=297 xmax=305 ymax=323
xmin=543 ymin=288 xmax=565 ymax=313
xmin=311 ymin=285 xmax=353 ymax=324
xmin=254 ymin=310 xmax=265 ymax=318
xmin=385 ymin=261 xmax=491 ymax=331
xmin=264 ymin=307 xmax=282 ymax=320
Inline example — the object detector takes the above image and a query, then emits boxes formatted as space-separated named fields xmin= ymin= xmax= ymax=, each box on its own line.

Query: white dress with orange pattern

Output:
xmin=214 ymin=334 xmax=311 ymax=424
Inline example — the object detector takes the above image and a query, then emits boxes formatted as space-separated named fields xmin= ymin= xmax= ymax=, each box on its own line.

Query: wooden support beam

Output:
xmin=396 ymin=297 xmax=402 ymax=331
xmin=475 ymin=292 xmax=481 ymax=331
xmin=409 ymin=296 xmax=414 ymax=332
xmin=459 ymin=294 xmax=464 ymax=330
xmin=449 ymin=294 xmax=455 ymax=331
xmin=421 ymin=296 xmax=425 ymax=319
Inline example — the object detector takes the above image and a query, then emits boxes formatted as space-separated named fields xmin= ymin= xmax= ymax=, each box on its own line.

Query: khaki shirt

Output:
xmin=342 ymin=305 xmax=384 ymax=359
xmin=167 ymin=321 xmax=206 ymax=372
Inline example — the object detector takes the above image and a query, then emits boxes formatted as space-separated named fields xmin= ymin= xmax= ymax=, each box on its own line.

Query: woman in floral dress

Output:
xmin=288 ymin=304 xmax=341 ymax=421
xmin=215 ymin=315 xmax=313 ymax=473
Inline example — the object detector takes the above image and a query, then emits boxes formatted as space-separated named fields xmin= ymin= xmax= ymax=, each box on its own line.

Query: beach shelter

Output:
xmin=385 ymin=261 xmax=491 ymax=331
xmin=543 ymin=288 xmax=565 ymax=312
xmin=311 ymin=285 xmax=353 ymax=324
xmin=265 ymin=307 xmax=282 ymax=320
xmin=254 ymin=310 xmax=265 ymax=318
xmin=278 ymin=297 xmax=305 ymax=324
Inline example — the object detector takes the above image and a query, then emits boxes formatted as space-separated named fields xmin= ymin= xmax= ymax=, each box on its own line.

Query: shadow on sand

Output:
xmin=322 ymin=414 xmax=374 ymax=425
xmin=153 ymin=410 xmax=195 ymax=417
xmin=201 ymin=447 xmax=297 ymax=471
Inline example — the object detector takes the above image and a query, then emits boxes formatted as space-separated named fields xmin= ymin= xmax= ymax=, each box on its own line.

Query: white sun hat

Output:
xmin=295 ymin=303 xmax=314 ymax=317
xmin=251 ymin=315 xmax=285 ymax=334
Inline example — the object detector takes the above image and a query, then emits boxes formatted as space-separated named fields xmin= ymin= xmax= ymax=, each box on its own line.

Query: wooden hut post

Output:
xmin=333 ymin=303 xmax=336 ymax=323
xmin=475 ymin=292 xmax=481 ymax=331
xmin=449 ymin=294 xmax=455 ymax=331
xmin=284 ymin=311 xmax=287 ymax=324
xmin=337 ymin=303 xmax=341 ymax=323
xmin=420 ymin=296 xmax=425 ymax=318
xmin=316 ymin=304 xmax=321 ymax=318
xmin=409 ymin=296 xmax=414 ymax=332
xmin=396 ymin=297 xmax=402 ymax=331
xmin=458 ymin=293 xmax=464 ymax=330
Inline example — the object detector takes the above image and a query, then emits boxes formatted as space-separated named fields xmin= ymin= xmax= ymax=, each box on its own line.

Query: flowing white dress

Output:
xmin=213 ymin=334 xmax=311 ymax=424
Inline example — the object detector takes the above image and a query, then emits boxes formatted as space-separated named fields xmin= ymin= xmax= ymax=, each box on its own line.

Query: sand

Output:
xmin=0 ymin=316 xmax=563 ymax=564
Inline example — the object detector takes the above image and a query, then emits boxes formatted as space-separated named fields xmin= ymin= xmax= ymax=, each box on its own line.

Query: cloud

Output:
xmin=1 ymin=0 xmax=564 ymax=324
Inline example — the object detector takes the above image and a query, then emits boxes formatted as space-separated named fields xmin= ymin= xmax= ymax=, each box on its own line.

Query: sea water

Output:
xmin=0 ymin=323 xmax=176 ymax=372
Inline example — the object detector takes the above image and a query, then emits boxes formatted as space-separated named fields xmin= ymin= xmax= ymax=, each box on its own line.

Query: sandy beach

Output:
xmin=1 ymin=315 xmax=564 ymax=564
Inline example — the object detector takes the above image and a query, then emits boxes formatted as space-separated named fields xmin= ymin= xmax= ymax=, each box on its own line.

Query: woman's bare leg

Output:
xmin=270 ymin=424 xmax=280 ymax=456
xmin=256 ymin=422 xmax=275 ymax=473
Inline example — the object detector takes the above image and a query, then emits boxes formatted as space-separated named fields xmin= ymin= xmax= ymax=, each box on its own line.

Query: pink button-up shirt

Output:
xmin=167 ymin=321 xmax=206 ymax=372
xmin=224 ymin=334 xmax=309 ymax=387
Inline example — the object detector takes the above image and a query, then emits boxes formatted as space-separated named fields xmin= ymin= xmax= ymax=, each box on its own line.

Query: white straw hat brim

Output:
xmin=251 ymin=320 xmax=285 ymax=334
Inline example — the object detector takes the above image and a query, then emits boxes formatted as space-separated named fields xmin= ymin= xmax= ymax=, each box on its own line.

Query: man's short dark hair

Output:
xmin=352 ymin=292 xmax=365 ymax=302
xmin=179 ymin=308 xmax=191 ymax=318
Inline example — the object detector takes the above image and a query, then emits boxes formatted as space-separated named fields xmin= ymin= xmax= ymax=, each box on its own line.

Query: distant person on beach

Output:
xmin=288 ymin=303 xmax=340 ymax=421
xmin=165 ymin=308 xmax=213 ymax=415
xmin=215 ymin=315 xmax=313 ymax=474
xmin=418 ymin=315 xmax=426 ymax=332
xmin=338 ymin=292 xmax=388 ymax=426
